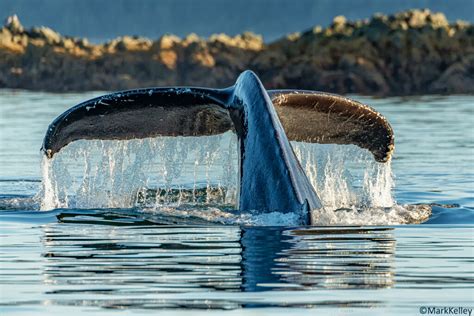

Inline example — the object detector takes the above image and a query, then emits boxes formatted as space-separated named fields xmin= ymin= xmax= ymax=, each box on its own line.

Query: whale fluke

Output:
xmin=41 ymin=71 xmax=395 ymax=223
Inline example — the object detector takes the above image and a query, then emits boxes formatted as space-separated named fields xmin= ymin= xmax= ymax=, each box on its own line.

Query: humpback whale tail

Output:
xmin=42 ymin=70 xmax=394 ymax=224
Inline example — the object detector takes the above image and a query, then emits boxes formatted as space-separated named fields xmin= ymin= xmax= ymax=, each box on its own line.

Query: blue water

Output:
xmin=0 ymin=91 xmax=473 ymax=315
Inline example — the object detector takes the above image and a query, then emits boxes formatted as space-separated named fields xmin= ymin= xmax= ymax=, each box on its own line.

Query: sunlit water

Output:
xmin=0 ymin=91 xmax=473 ymax=315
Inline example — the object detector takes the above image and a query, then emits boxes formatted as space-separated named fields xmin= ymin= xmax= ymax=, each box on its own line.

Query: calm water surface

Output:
xmin=0 ymin=91 xmax=473 ymax=315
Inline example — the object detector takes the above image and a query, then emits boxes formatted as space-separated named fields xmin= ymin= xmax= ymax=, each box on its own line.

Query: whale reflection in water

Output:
xmin=41 ymin=215 xmax=395 ymax=309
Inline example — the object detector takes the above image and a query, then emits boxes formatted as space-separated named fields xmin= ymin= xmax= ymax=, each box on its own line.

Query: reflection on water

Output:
xmin=274 ymin=228 xmax=395 ymax=290
xmin=40 ymin=222 xmax=394 ymax=309
xmin=2 ymin=217 xmax=473 ymax=313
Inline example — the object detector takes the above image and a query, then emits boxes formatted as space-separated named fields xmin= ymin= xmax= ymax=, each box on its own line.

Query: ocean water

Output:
xmin=0 ymin=90 xmax=473 ymax=315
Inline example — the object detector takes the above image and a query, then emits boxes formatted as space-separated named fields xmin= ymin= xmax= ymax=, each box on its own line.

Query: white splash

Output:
xmin=292 ymin=142 xmax=395 ymax=210
xmin=39 ymin=135 xmax=429 ymax=225
xmin=40 ymin=156 xmax=69 ymax=210
xmin=39 ymin=132 xmax=239 ymax=210
xmin=291 ymin=142 xmax=415 ymax=225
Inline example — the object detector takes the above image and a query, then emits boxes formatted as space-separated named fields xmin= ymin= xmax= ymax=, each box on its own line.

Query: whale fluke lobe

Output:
xmin=42 ymin=88 xmax=234 ymax=158
xmin=42 ymin=71 xmax=394 ymax=223
xmin=269 ymin=91 xmax=394 ymax=162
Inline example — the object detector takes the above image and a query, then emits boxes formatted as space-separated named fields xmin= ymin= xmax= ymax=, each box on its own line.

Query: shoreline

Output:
xmin=1 ymin=9 xmax=473 ymax=95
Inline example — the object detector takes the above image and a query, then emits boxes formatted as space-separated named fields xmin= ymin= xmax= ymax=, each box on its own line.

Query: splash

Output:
xmin=39 ymin=134 xmax=429 ymax=225
xmin=292 ymin=142 xmax=414 ymax=225
xmin=292 ymin=143 xmax=395 ymax=209
xmin=39 ymin=132 xmax=239 ymax=210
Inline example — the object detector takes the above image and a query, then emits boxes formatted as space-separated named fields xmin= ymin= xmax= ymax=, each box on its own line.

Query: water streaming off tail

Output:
xmin=292 ymin=143 xmax=428 ymax=225
xmin=39 ymin=134 xmax=429 ymax=225
xmin=40 ymin=132 xmax=239 ymax=210
xmin=292 ymin=143 xmax=395 ymax=209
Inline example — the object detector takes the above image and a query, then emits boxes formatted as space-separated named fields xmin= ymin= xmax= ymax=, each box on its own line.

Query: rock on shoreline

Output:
xmin=0 ymin=10 xmax=472 ymax=95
